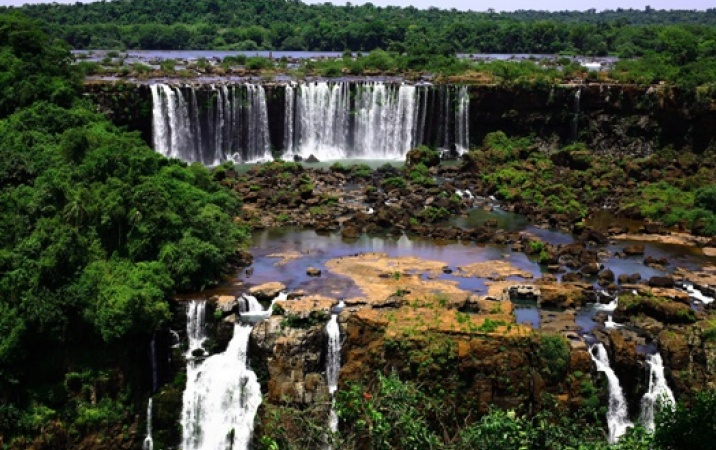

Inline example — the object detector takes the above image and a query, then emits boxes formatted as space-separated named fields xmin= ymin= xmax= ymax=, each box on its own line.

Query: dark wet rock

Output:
xmin=579 ymin=262 xmax=602 ymax=276
xmin=306 ymin=267 xmax=322 ymax=277
xmin=597 ymin=269 xmax=615 ymax=285
xmin=305 ymin=154 xmax=320 ymax=163
xmin=341 ymin=225 xmax=360 ymax=239
xmin=234 ymin=250 xmax=254 ymax=267
xmin=617 ymin=273 xmax=641 ymax=284
xmin=644 ymin=255 xmax=668 ymax=267
xmin=642 ymin=220 xmax=664 ymax=234
xmin=648 ymin=276 xmax=675 ymax=288
xmin=623 ymin=244 xmax=645 ymax=256
xmin=562 ymin=272 xmax=583 ymax=282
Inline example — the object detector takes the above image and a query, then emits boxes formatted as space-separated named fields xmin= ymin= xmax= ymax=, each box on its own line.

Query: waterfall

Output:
xmin=639 ymin=353 xmax=675 ymax=433
xmin=326 ymin=315 xmax=341 ymax=435
xmin=186 ymin=300 xmax=207 ymax=357
xmin=150 ymin=83 xmax=271 ymax=165
xmin=326 ymin=315 xmax=341 ymax=395
xmin=143 ymin=398 xmax=154 ymax=450
xmin=288 ymin=82 xmax=424 ymax=160
xmin=572 ymin=87 xmax=581 ymax=142
xmin=455 ymin=86 xmax=470 ymax=155
xmin=590 ymin=343 xmax=633 ymax=443
xmin=181 ymin=299 xmax=263 ymax=450
xmin=284 ymin=83 xmax=295 ymax=155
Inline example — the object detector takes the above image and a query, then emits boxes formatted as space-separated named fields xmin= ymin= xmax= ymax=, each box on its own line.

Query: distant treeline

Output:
xmin=5 ymin=0 xmax=716 ymax=56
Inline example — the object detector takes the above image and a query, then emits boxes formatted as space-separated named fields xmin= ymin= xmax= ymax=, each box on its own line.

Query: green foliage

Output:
xmin=476 ymin=318 xmax=506 ymax=333
xmin=538 ymin=334 xmax=570 ymax=379
xmin=418 ymin=206 xmax=451 ymax=223
xmin=281 ymin=311 xmax=328 ymax=329
xmin=0 ymin=14 xmax=249 ymax=446
xmin=655 ymin=389 xmax=716 ymax=449
xmin=337 ymin=372 xmax=441 ymax=450
xmin=381 ymin=176 xmax=407 ymax=190
xmin=0 ymin=14 xmax=79 ymax=118
xmin=695 ymin=185 xmax=716 ymax=213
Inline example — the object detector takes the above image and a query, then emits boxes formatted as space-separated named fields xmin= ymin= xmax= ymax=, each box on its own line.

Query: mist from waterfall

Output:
xmin=181 ymin=299 xmax=263 ymax=450
xmin=150 ymin=83 xmax=271 ymax=165
xmin=590 ymin=343 xmax=633 ymax=443
xmin=639 ymin=353 xmax=675 ymax=433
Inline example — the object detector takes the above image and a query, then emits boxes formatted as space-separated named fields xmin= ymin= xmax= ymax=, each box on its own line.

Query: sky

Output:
xmin=0 ymin=0 xmax=712 ymax=11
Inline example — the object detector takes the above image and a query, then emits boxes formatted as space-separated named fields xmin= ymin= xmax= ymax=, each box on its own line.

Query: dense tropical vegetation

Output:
xmin=6 ymin=0 xmax=716 ymax=57
xmin=258 ymin=371 xmax=716 ymax=450
xmin=0 ymin=13 xmax=247 ymax=447
xmin=11 ymin=0 xmax=715 ymax=87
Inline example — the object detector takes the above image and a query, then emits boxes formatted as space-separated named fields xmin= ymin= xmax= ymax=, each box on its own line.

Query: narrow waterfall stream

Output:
xmin=455 ymin=85 xmax=470 ymax=154
xmin=639 ymin=353 xmax=675 ymax=433
xmin=590 ymin=343 xmax=633 ymax=443
xmin=326 ymin=315 xmax=341 ymax=434
xmin=181 ymin=299 xmax=263 ymax=450
xmin=143 ymin=398 xmax=154 ymax=450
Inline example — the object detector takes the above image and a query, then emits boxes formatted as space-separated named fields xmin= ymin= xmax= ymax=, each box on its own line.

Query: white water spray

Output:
xmin=288 ymin=82 xmax=425 ymax=160
xmin=143 ymin=398 xmax=154 ymax=450
xmin=590 ymin=343 xmax=633 ymax=443
xmin=181 ymin=299 xmax=263 ymax=450
xmin=684 ymin=281 xmax=714 ymax=305
xmin=150 ymin=83 xmax=271 ymax=164
xmin=639 ymin=353 xmax=675 ymax=433
xmin=326 ymin=315 xmax=342 ymax=436
xmin=455 ymin=85 xmax=470 ymax=154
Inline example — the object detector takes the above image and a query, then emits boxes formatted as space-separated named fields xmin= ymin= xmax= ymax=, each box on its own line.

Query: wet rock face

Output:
xmin=251 ymin=316 xmax=329 ymax=406
xmin=339 ymin=313 xmax=594 ymax=419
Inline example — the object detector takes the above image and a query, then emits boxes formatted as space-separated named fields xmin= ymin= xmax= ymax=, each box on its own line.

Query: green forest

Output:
xmin=6 ymin=0 xmax=716 ymax=57
xmin=1 ymin=1 xmax=716 ymax=448
xmin=0 ymin=13 xmax=247 ymax=447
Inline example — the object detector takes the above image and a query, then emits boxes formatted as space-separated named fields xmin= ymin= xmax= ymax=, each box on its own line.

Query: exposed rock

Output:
xmin=644 ymin=255 xmax=668 ymax=267
xmin=251 ymin=317 xmax=329 ymax=405
xmin=618 ymin=294 xmax=695 ymax=324
xmin=306 ymin=267 xmax=322 ymax=277
xmin=215 ymin=295 xmax=238 ymax=313
xmin=305 ymin=154 xmax=320 ymax=163
xmin=249 ymin=282 xmax=287 ymax=301
xmin=623 ymin=244 xmax=645 ymax=256
xmin=579 ymin=262 xmax=602 ymax=276
xmin=648 ymin=276 xmax=675 ymax=288
xmin=597 ymin=269 xmax=615 ymax=285
xmin=562 ymin=272 xmax=583 ymax=282
xmin=538 ymin=283 xmax=588 ymax=308
xmin=341 ymin=225 xmax=360 ymax=239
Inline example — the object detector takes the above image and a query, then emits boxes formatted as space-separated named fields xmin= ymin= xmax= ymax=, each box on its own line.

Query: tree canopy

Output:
xmin=0 ymin=13 xmax=248 ymax=446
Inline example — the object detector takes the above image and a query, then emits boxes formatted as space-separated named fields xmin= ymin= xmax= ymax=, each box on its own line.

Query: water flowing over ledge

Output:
xmin=181 ymin=300 xmax=263 ymax=450
xmin=150 ymin=81 xmax=470 ymax=164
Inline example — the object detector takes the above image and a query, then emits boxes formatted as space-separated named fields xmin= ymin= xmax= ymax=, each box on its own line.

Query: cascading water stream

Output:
xmin=639 ymin=353 xmax=675 ymax=433
xmin=143 ymin=398 xmax=154 ymax=450
xmin=287 ymin=82 xmax=426 ymax=160
xmin=181 ymin=299 xmax=263 ymax=450
xmin=150 ymin=83 xmax=271 ymax=165
xmin=455 ymin=85 xmax=470 ymax=155
xmin=326 ymin=315 xmax=341 ymax=437
xmin=572 ymin=87 xmax=582 ymax=142
xmin=590 ymin=343 xmax=633 ymax=443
